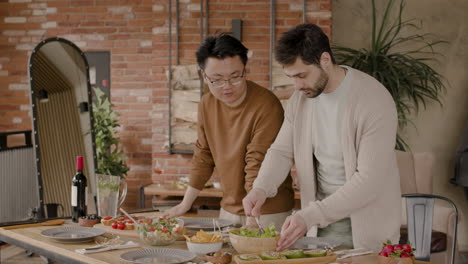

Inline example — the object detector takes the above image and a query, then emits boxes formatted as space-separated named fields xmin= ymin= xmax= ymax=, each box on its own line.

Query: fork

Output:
xmin=84 ymin=235 xmax=121 ymax=250
xmin=254 ymin=216 xmax=265 ymax=235
xmin=84 ymin=244 xmax=108 ymax=251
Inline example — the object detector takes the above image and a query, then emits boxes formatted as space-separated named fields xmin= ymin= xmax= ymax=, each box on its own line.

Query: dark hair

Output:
xmin=275 ymin=23 xmax=336 ymax=66
xmin=196 ymin=33 xmax=248 ymax=69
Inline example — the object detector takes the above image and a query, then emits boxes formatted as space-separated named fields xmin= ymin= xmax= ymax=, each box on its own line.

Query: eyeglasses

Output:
xmin=203 ymin=68 xmax=246 ymax=88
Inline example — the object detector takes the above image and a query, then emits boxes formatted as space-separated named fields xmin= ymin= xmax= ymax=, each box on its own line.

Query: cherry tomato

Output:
xmin=118 ymin=222 xmax=126 ymax=230
xmin=111 ymin=222 xmax=119 ymax=229
xmin=161 ymin=227 xmax=168 ymax=233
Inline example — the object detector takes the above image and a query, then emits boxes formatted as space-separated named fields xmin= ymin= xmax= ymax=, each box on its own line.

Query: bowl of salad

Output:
xmin=228 ymin=224 xmax=279 ymax=254
xmin=137 ymin=217 xmax=184 ymax=246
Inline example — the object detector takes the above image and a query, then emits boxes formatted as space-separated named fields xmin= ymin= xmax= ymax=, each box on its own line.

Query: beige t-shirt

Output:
xmin=313 ymin=66 xmax=351 ymax=200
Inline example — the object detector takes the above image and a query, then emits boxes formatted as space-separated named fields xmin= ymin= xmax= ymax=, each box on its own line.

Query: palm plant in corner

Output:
xmin=332 ymin=0 xmax=446 ymax=150
xmin=92 ymin=87 xmax=128 ymax=217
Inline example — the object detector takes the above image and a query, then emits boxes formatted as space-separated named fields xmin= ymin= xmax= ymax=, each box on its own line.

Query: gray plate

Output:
xmin=41 ymin=226 xmax=106 ymax=243
xmin=180 ymin=218 xmax=233 ymax=230
xmin=120 ymin=248 xmax=196 ymax=264
xmin=291 ymin=237 xmax=342 ymax=250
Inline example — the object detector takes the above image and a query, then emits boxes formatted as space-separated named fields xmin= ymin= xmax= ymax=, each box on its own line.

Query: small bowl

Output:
xmin=228 ymin=230 xmax=278 ymax=254
xmin=205 ymin=251 xmax=232 ymax=264
xmin=186 ymin=240 xmax=223 ymax=255
xmin=79 ymin=217 xmax=101 ymax=227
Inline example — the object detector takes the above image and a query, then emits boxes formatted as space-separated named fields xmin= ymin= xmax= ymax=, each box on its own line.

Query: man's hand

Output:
xmin=276 ymin=213 xmax=308 ymax=251
xmin=161 ymin=186 xmax=200 ymax=218
xmin=161 ymin=202 xmax=190 ymax=218
xmin=245 ymin=216 xmax=259 ymax=228
xmin=242 ymin=188 xmax=267 ymax=216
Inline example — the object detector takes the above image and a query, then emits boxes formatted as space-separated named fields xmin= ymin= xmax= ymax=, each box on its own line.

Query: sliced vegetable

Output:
xmin=238 ymin=254 xmax=262 ymax=261
xmin=304 ymin=249 xmax=328 ymax=257
xmin=259 ymin=251 xmax=286 ymax=260
xmin=281 ymin=249 xmax=306 ymax=259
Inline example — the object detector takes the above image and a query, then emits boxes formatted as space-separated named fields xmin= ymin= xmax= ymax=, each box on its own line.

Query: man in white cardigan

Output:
xmin=243 ymin=23 xmax=401 ymax=252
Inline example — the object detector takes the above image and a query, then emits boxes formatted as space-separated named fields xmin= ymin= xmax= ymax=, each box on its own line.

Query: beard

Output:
xmin=300 ymin=68 xmax=329 ymax=98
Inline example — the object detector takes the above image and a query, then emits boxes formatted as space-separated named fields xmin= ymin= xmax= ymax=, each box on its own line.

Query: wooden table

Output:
xmin=144 ymin=184 xmax=301 ymax=199
xmin=144 ymin=184 xmax=224 ymax=198
xmin=142 ymin=184 xmax=301 ymax=209
xmin=0 ymin=212 xmax=430 ymax=264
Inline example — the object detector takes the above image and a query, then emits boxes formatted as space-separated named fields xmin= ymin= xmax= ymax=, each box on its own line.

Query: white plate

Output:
xmin=41 ymin=226 xmax=106 ymax=243
xmin=180 ymin=218 xmax=233 ymax=230
xmin=292 ymin=237 xmax=342 ymax=250
xmin=120 ymin=248 xmax=196 ymax=263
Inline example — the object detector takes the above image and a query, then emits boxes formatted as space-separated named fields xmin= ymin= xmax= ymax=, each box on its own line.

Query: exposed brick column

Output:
xmin=0 ymin=0 xmax=332 ymax=210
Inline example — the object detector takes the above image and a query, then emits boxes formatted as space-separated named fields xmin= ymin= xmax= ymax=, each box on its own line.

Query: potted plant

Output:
xmin=92 ymin=87 xmax=129 ymax=217
xmin=332 ymin=0 xmax=446 ymax=150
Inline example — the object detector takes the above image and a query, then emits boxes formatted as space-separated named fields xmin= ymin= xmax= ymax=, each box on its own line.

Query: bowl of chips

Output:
xmin=185 ymin=230 xmax=223 ymax=255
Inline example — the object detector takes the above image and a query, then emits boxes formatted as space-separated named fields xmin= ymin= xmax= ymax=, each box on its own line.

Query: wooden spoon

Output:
xmin=3 ymin=219 xmax=65 ymax=230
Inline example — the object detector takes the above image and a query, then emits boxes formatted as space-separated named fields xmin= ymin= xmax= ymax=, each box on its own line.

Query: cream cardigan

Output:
xmin=253 ymin=67 xmax=401 ymax=251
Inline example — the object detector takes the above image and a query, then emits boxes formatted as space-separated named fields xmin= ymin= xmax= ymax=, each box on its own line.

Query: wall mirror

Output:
xmin=28 ymin=37 xmax=96 ymax=219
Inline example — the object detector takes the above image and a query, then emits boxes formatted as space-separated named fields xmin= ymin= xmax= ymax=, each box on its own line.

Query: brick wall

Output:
xmin=0 ymin=0 xmax=331 ymax=209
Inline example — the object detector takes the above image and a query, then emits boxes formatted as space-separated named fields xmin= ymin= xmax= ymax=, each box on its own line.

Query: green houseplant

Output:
xmin=92 ymin=87 xmax=129 ymax=178
xmin=332 ymin=0 xmax=446 ymax=150
xmin=93 ymin=87 xmax=128 ymax=217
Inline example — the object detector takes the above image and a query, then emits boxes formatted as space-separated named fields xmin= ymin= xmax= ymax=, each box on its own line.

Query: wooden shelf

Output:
xmin=144 ymin=184 xmax=301 ymax=200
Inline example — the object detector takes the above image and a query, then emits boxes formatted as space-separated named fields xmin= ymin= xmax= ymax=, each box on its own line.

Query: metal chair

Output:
xmin=403 ymin=193 xmax=459 ymax=264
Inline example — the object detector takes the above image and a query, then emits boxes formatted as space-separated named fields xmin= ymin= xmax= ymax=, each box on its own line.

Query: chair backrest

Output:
xmin=403 ymin=194 xmax=459 ymax=264
xmin=396 ymin=151 xmax=434 ymax=194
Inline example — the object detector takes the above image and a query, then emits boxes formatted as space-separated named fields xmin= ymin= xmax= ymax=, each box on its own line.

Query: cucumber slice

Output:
xmin=238 ymin=254 xmax=262 ymax=261
xmin=281 ymin=249 xmax=306 ymax=259
xmin=304 ymin=249 xmax=328 ymax=257
xmin=259 ymin=251 xmax=286 ymax=260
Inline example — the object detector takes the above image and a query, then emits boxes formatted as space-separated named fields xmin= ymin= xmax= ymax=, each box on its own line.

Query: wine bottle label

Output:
xmin=71 ymin=186 xmax=77 ymax=206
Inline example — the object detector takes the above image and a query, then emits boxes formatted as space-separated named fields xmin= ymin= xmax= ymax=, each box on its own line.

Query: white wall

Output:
xmin=332 ymin=0 xmax=468 ymax=251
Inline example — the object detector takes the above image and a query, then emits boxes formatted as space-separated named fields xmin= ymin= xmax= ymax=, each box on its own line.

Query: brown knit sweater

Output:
xmin=189 ymin=80 xmax=294 ymax=215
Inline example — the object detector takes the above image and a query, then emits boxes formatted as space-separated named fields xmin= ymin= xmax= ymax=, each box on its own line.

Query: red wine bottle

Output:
xmin=71 ymin=156 xmax=87 ymax=222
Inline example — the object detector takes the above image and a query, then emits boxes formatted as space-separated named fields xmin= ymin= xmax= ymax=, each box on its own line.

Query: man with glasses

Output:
xmin=163 ymin=34 xmax=294 ymax=229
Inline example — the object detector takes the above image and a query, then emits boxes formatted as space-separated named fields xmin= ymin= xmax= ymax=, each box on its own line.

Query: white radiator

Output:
xmin=0 ymin=147 xmax=38 ymax=223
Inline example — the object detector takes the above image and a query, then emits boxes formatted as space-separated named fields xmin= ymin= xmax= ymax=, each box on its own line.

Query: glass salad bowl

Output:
xmin=137 ymin=217 xmax=184 ymax=246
